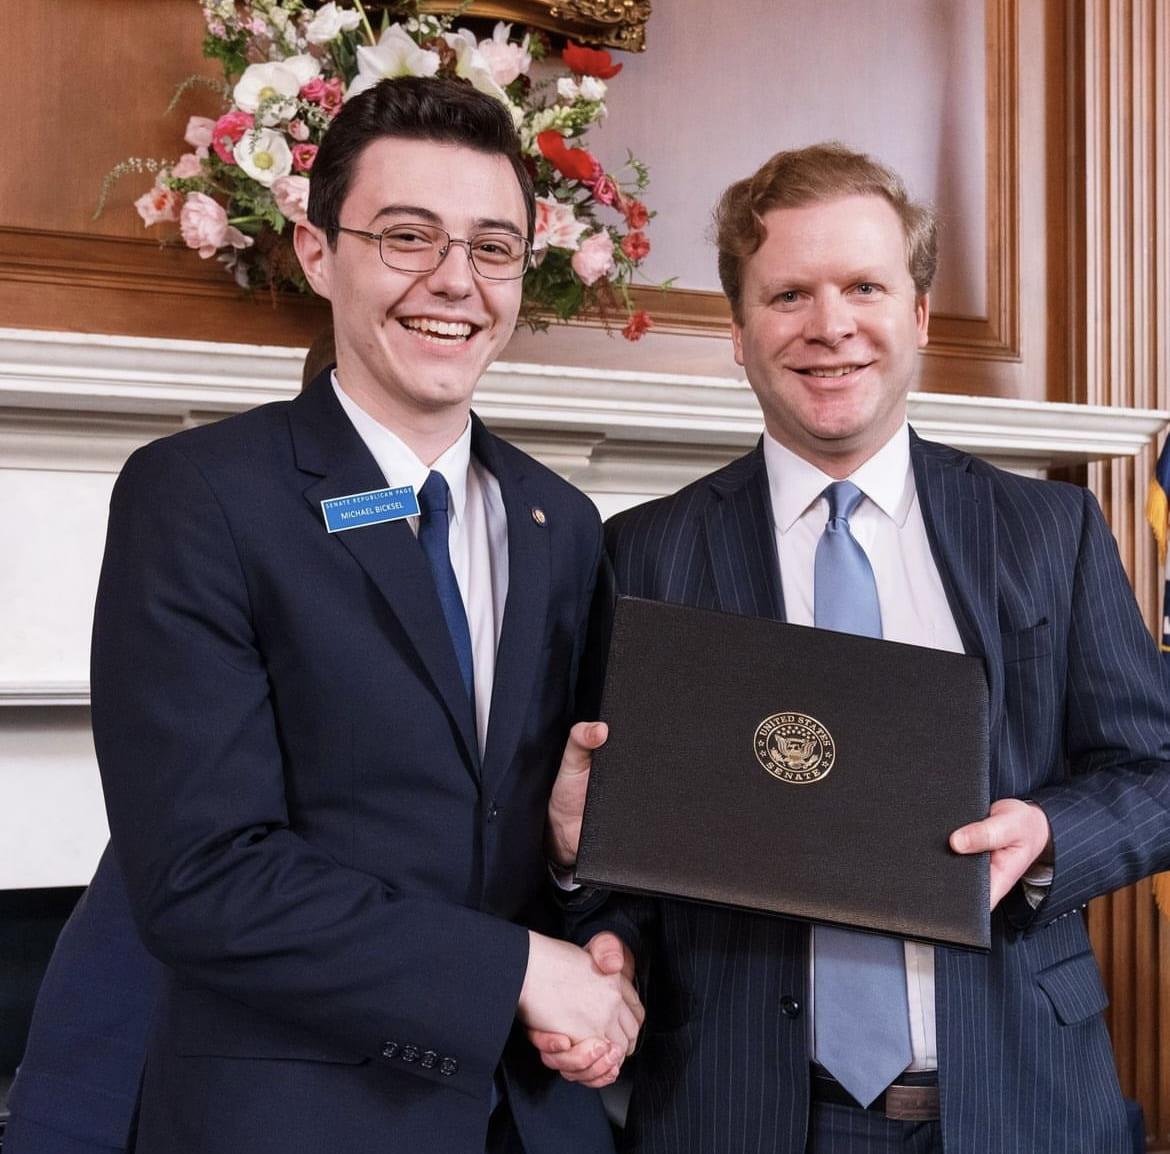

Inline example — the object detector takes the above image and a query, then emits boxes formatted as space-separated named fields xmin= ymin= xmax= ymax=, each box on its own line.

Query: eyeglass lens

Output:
xmin=378 ymin=224 xmax=529 ymax=279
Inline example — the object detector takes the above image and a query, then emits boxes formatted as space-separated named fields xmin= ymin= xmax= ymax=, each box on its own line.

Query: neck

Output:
xmin=335 ymin=376 xmax=470 ymax=467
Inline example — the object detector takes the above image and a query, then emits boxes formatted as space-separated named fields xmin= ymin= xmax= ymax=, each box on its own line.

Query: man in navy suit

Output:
xmin=5 ymin=75 xmax=642 ymax=1154
xmin=536 ymin=144 xmax=1170 ymax=1153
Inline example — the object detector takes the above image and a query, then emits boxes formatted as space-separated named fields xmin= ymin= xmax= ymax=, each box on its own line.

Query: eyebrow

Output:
xmin=370 ymin=204 xmax=524 ymax=236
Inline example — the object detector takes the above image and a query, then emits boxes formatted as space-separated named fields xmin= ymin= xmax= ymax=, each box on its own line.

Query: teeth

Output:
xmin=805 ymin=366 xmax=858 ymax=378
xmin=401 ymin=317 xmax=474 ymax=340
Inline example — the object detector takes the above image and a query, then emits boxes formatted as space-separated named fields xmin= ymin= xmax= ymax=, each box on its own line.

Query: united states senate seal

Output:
xmin=753 ymin=712 xmax=835 ymax=784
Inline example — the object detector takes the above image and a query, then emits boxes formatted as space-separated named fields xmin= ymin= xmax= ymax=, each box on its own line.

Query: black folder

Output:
xmin=576 ymin=597 xmax=992 ymax=950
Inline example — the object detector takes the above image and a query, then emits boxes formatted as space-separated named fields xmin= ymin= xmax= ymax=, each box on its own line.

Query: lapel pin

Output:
xmin=531 ymin=507 xmax=547 ymax=526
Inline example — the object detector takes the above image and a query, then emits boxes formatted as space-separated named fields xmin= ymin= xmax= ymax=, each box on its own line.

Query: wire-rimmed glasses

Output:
xmin=335 ymin=222 xmax=532 ymax=280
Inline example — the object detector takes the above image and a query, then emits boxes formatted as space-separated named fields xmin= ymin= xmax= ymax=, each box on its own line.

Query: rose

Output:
xmin=537 ymin=131 xmax=598 ymax=183
xmin=562 ymin=42 xmax=623 ymax=79
xmin=532 ymin=196 xmax=588 ymax=252
xmin=171 ymin=153 xmax=205 ymax=180
xmin=184 ymin=115 xmax=216 ymax=151
xmin=304 ymin=1 xmax=362 ymax=44
xmin=301 ymin=76 xmax=344 ymax=115
xmin=292 ymin=143 xmax=318 ymax=173
xmin=623 ymin=198 xmax=649 ymax=229
xmin=590 ymin=175 xmax=620 ymax=207
xmin=622 ymin=309 xmax=652 ymax=341
xmin=179 ymin=192 xmax=253 ymax=258
xmin=272 ymin=175 xmax=311 ymax=224
xmin=571 ymin=230 xmax=616 ymax=286
xmin=621 ymin=231 xmax=651 ymax=262
xmin=477 ymin=22 xmax=532 ymax=87
xmin=134 ymin=183 xmax=182 ymax=227
xmin=233 ymin=128 xmax=293 ymax=187
xmin=211 ymin=110 xmax=254 ymax=164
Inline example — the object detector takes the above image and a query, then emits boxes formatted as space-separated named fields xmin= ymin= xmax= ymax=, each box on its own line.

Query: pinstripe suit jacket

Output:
xmin=583 ymin=431 xmax=1170 ymax=1154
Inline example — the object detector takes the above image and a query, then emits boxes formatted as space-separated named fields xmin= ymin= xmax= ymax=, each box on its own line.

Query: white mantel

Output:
xmin=1 ymin=327 xmax=1166 ymax=887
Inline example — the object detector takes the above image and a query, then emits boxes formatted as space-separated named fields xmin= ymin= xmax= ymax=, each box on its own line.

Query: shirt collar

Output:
xmin=331 ymin=373 xmax=472 ymax=523
xmin=762 ymin=422 xmax=914 ymax=533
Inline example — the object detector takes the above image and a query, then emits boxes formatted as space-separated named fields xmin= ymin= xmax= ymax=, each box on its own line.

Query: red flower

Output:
xmin=211 ymin=110 xmax=255 ymax=165
xmin=620 ymin=231 xmax=651 ymax=261
xmin=292 ymin=143 xmax=318 ymax=173
xmin=562 ymin=42 xmax=623 ymax=79
xmin=623 ymin=198 xmax=649 ymax=229
xmin=591 ymin=174 xmax=620 ymax=206
xmin=622 ymin=309 xmax=652 ymax=341
xmin=537 ymin=131 xmax=598 ymax=183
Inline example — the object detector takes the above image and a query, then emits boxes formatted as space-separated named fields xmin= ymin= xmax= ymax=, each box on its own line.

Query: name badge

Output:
xmin=321 ymin=485 xmax=419 ymax=533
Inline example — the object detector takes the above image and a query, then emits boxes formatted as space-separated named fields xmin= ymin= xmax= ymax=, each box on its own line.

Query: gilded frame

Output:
xmin=413 ymin=1 xmax=651 ymax=51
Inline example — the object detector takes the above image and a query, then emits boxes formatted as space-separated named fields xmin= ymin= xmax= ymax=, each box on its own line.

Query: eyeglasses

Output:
xmin=335 ymin=222 xmax=532 ymax=281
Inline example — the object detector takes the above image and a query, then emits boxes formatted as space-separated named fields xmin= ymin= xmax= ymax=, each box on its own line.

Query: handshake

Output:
xmin=518 ymin=720 xmax=640 ymax=1088
xmin=519 ymin=929 xmax=642 ymax=1088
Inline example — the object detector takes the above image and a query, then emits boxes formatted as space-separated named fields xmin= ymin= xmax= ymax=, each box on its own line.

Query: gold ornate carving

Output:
xmin=414 ymin=1 xmax=651 ymax=51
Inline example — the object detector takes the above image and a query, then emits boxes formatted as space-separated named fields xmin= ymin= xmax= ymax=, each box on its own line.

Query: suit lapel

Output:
xmin=472 ymin=419 xmax=550 ymax=796
xmin=702 ymin=442 xmax=787 ymax=622
xmin=911 ymin=432 xmax=1004 ymax=750
xmin=288 ymin=376 xmax=479 ymax=773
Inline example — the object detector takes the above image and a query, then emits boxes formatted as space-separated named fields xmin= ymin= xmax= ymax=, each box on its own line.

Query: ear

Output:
xmin=915 ymin=294 xmax=930 ymax=349
xmin=731 ymin=317 xmax=745 ymax=367
xmin=294 ymin=220 xmax=334 ymax=301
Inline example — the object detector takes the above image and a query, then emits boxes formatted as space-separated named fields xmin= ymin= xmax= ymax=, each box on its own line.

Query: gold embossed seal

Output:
xmin=753 ymin=712 xmax=836 ymax=784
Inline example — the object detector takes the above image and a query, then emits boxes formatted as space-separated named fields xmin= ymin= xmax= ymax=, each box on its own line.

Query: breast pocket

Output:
xmin=1000 ymin=619 xmax=1051 ymax=663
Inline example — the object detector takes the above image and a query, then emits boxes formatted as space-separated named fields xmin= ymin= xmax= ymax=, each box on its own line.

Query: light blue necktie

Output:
xmin=417 ymin=471 xmax=476 ymax=712
xmin=812 ymin=480 xmax=913 ymax=1107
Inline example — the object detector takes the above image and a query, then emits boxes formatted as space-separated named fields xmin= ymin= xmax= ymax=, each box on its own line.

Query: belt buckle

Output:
xmin=882 ymin=1084 xmax=939 ymax=1122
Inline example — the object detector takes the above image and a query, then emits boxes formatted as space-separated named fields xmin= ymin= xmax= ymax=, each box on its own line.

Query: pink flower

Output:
xmin=532 ymin=196 xmax=588 ymax=252
xmin=477 ymin=24 xmax=532 ymax=87
xmin=291 ymin=143 xmax=318 ymax=173
xmin=211 ymin=110 xmax=255 ymax=164
xmin=179 ymin=192 xmax=253 ymax=258
xmin=272 ymin=175 xmax=311 ymax=223
xmin=621 ymin=230 xmax=651 ymax=262
xmin=287 ymin=118 xmax=310 ymax=142
xmin=301 ymin=76 xmax=343 ymax=115
xmin=184 ymin=115 xmax=216 ymax=150
xmin=590 ymin=174 xmax=620 ymax=207
xmin=300 ymin=77 xmax=327 ymax=102
xmin=134 ymin=184 xmax=182 ymax=227
xmin=171 ymin=152 xmax=205 ymax=180
xmin=571 ymin=230 xmax=616 ymax=286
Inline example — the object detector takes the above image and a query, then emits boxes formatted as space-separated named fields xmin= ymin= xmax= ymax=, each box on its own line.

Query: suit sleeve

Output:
xmin=1026 ymin=488 xmax=1170 ymax=920
xmin=91 ymin=440 xmax=528 ymax=1099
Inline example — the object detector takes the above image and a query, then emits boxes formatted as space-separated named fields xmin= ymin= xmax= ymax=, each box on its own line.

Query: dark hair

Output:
xmin=307 ymin=75 xmax=535 ymax=245
xmin=714 ymin=142 xmax=938 ymax=322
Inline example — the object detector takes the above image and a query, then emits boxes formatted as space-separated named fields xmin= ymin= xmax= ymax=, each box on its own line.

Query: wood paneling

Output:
xmin=1075 ymin=1 xmax=1170 ymax=1149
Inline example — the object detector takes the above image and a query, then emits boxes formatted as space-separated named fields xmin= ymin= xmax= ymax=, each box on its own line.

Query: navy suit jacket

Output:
xmin=580 ymin=433 xmax=1170 ymax=1154
xmin=9 ymin=374 xmax=615 ymax=1154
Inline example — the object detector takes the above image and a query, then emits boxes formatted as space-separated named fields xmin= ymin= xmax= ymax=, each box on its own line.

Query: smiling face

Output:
xmin=295 ymin=136 xmax=526 ymax=456
xmin=731 ymin=194 xmax=930 ymax=478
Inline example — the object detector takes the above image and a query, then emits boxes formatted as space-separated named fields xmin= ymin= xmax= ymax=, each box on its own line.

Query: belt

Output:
xmin=810 ymin=1069 xmax=940 ymax=1122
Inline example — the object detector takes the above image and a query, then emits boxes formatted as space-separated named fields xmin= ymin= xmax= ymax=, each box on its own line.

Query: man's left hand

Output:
xmin=950 ymin=798 xmax=1052 ymax=909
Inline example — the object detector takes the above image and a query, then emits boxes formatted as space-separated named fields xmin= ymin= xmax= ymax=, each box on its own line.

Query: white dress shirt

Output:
xmin=763 ymin=423 xmax=963 ymax=1071
xmin=333 ymin=377 xmax=507 ymax=755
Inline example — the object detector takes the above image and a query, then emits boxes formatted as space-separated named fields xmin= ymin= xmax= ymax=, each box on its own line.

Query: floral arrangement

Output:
xmin=107 ymin=1 xmax=658 ymax=340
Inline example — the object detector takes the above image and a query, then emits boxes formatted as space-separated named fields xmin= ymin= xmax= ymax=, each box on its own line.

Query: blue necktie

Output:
xmin=417 ymin=471 xmax=475 ymax=709
xmin=812 ymin=480 xmax=913 ymax=1107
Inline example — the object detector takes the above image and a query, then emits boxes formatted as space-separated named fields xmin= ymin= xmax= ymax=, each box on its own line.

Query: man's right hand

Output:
xmin=517 ymin=931 xmax=642 ymax=1086
xmin=525 ymin=931 xmax=641 ymax=1087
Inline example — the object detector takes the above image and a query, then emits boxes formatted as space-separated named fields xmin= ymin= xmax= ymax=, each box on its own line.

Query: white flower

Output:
xmin=476 ymin=23 xmax=532 ymax=87
xmin=578 ymin=77 xmax=608 ymax=102
xmin=234 ymin=56 xmax=320 ymax=125
xmin=304 ymin=2 xmax=362 ymax=45
xmin=234 ymin=128 xmax=293 ymax=187
xmin=347 ymin=24 xmax=441 ymax=100
xmin=532 ymin=196 xmax=588 ymax=252
xmin=556 ymin=77 xmax=580 ymax=102
xmin=443 ymin=29 xmax=513 ymax=109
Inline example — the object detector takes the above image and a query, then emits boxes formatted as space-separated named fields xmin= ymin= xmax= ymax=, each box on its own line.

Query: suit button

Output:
xmin=420 ymin=1049 xmax=438 ymax=1069
xmin=439 ymin=1056 xmax=458 ymax=1077
xmin=400 ymin=1043 xmax=420 ymax=1063
xmin=780 ymin=996 xmax=801 ymax=1019
xmin=381 ymin=1041 xmax=399 ymax=1059
xmin=487 ymin=803 xmax=500 ymax=820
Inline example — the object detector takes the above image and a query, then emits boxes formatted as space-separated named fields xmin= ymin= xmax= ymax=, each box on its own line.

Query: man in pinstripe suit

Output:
xmin=536 ymin=144 xmax=1170 ymax=1153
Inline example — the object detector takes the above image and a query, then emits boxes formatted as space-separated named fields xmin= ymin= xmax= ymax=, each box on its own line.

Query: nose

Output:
xmin=425 ymin=239 xmax=475 ymax=298
xmin=804 ymin=291 xmax=855 ymax=346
